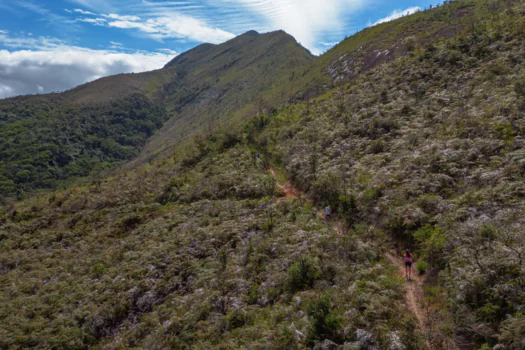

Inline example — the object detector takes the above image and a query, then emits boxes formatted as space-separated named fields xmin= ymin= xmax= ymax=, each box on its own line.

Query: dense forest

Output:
xmin=0 ymin=94 xmax=167 ymax=200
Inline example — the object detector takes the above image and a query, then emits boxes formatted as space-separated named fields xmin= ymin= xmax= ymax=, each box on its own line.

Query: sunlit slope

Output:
xmin=138 ymin=30 xmax=315 ymax=160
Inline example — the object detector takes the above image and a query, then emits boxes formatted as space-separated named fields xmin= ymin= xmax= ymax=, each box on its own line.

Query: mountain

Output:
xmin=0 ymin=30 xmax=314 ymax=199
xmin=2 ymin=0 xmax=525 ymax=348
xmin=140 ymin=30 xmax=315 ymax=160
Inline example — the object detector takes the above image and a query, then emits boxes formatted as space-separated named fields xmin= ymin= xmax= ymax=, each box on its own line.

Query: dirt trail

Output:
xmin=270 ymin=168 xmax=348 ymax=238
xmin=267 ymin=167 xmax=453 ymax=348
xmin=269 ymin=168 xmax=304 ymax=199
xmin=385 ymin=252 xmax=428 ymax=331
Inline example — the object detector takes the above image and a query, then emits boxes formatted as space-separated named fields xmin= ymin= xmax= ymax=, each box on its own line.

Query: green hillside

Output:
xmin=0 ymin=31 xmax=314 ymax=199
xmin=0 ymin=94 xmax=167 ymax=199
xmin=1 ymin=0 xmax=525 ymax=348
xmin=139 ymin=30 xmax=315 ymax=160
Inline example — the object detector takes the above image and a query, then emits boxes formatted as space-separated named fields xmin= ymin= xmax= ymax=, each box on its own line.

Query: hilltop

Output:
xmin=1 ymin=0 xmax=525 ymax=348
xmin=0 ymin=30 xmax=314 ymax=199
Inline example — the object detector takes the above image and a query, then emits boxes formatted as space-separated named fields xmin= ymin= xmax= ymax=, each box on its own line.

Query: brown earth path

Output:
xmin=269 ymin=168 xmax=304 ymax=199
xmin=267 ymin=166 xmax=458 ymax=349
xmin=385 ymin=249 xmax=461 ymax=349
xmin=385 ymin=251 xmax=431 ymax=346
xmin=269 ymin=168 xmax=342 ymax=233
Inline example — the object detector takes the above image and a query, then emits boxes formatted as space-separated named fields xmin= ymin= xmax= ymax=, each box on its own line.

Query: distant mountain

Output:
xmin=140 ymin=30 xmax=315 ymax=160
xmin=0 ymin=30 xmax=314 ymax=198
xmin=0 ymin=3 xmax=486 ymax=198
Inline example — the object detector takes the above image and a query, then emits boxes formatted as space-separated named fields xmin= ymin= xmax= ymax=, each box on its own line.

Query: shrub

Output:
xmin=416 ymin=261 xmax=427 ymax=275
xmin=404 ymin=36 xmax=417 ymax=51
xmin=413 ymin=225 xmax=448 ymax=272
xmin=338 ymin=193 xmax=357 ymax=227
xmin=494 ymin=122 xmax=515 ymax=144
xmin=226 ymin=309 xmax=248 ymax=330
xmin=91 ymin=263 xmax=106 ymax=278
xmin=311 ymin=173 xmax=341 ymax=206
xmin=370 ymin=140 xmax=385 ymax=154
xmin=287 ymin=256 xmax=320 ymax=293
xmin=262 ymin=218 xmax=275 ymax=232
xmin=514 ymin=81 xmax=525 ymax=96
xmin=307 ymin=295 xmax=342 ymax=345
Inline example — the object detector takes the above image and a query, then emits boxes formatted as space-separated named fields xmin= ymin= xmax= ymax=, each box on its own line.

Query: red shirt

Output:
xmin=404 ymin=253 xmax=413 ymax=262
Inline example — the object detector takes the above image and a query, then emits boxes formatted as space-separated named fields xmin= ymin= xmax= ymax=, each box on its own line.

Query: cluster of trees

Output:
xmin=0 ymin=94 xmax=167 ymax=200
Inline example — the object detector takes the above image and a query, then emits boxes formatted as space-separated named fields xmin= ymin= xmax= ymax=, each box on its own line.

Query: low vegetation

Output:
xmin=0 ymin=141 xmax=417 ymax=349
xmin=1 ymin=0 xmax=524 ymax=348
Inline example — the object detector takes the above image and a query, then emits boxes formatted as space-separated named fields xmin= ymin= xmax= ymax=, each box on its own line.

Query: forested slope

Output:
xmin=0 ymin=94 xmax=167 ymax=199
xmin=0 ymin=31 xmax=314 ymax=200
xmin=1 ymin=0 xmax=525 ymax=349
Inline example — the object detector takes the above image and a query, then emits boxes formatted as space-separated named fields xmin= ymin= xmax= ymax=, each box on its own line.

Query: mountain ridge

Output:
xmin=0 ymin=30 xmax=315 ymax=197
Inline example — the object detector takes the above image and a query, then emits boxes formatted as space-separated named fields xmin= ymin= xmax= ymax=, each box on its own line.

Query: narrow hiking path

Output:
xmin=267 ymin=166 xmax=441 ymax=348
xmin=267 ymin=166 xmax=464 ymax=349
xmin=269 ymin=168 xmax=303 ymax=199
xmin=269 ymin=167 xmax=343 ymax=234
xmin=385 ymin=251 xmax=429 ymax=339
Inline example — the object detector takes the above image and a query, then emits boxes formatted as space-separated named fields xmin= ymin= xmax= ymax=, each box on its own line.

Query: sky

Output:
xmin=0 ymin=0 xmax=441 ymax=99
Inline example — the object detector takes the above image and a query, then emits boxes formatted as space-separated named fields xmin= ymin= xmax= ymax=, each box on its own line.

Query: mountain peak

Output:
xmin=164 ymin=42 xmax=216 ymax=68
xmin=242 ymin=30 xmax=260 ymax=37
xmin=164 ymin=30 xmax=309 ymax=69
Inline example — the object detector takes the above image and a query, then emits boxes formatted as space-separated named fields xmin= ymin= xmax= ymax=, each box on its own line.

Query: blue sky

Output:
xmin=0 ymin=0 xmax=441 ymax=98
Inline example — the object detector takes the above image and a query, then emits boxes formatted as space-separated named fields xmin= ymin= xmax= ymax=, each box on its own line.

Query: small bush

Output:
xmin=307 ymin=295 xmax=342 ymax=345
xmin=514 ymin=81 xmax=525 ymax=96
xmin=416 ymin=261 xmax=427 ymax=275
xmin=91 ymin=263 xmax=106 ymax=278
xmin=262 ymin=218 xmax=275 ymax=232
xmin=494 ymin=122 xmax=515 ymax=144
xmin=404 ymin=36 xmax=417 ymax=51
xmin=226 ymin=310 xmax=247 ymax=330
xmin=414 ymin=225 xmax=448 ymax=272
xmin=370 ymin=140 xmax=385 ymax=154
xmin=287 ymin=256 xmax=320 ymax=293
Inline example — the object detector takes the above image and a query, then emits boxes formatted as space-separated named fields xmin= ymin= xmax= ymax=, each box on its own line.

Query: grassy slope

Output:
xmin=0 ymin=141 xmax=417 ymax=349
xmin=0 ymin=31 xmax=314 ymax=196
xmin=0 ymin=3 xmax=489 ymax=196
xmin=292 ymin=0 xmax=477 ymax=99
xmin=137 ymin=30 xmax=315 ymax=161
xmin=2 ymin=0 xmax=525 ymax=348
xmin=0 ymin=94 xmax=168 ymax=199
xmin=254 ymin=0 xmax=525 ymax=347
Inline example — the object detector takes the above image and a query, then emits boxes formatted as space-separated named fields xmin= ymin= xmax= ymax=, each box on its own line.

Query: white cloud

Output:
xmin=78 ymin=17 xmax=107 ymax=26
xmin=319 ymin=41 xmax=338 ymax=47
xmin=0 ymin=32 xmax=66 ymax=50
xmin=0 ymin=84 xmax=13 ymax=96
xmin=0 ymin=34 xmax=175 ymax=99
xmin=103 ymin=13 xmax=141 ymax=21
xmin=108 ymin=20 xmax=158 ymax=33
xmin=372 ymin=7 xmax=421 ymax=26
xmin=228 ymin=0 xmax=364 ymax=54
xmin=99 ymin=14 xmax=235 ymax=44
xmin=157 ymin=48 xmax=178 ymax=55
xmin=68 ymin=0 xmax=115 ymax=12
xmin=74 ymin=8 xmax=95 ymax=15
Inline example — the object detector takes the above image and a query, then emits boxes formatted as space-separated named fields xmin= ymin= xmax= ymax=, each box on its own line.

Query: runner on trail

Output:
xmin=325 ymin=205 xmax=331 ymax=221
xmin=404 ymin=249 xmax=413 ymax=280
